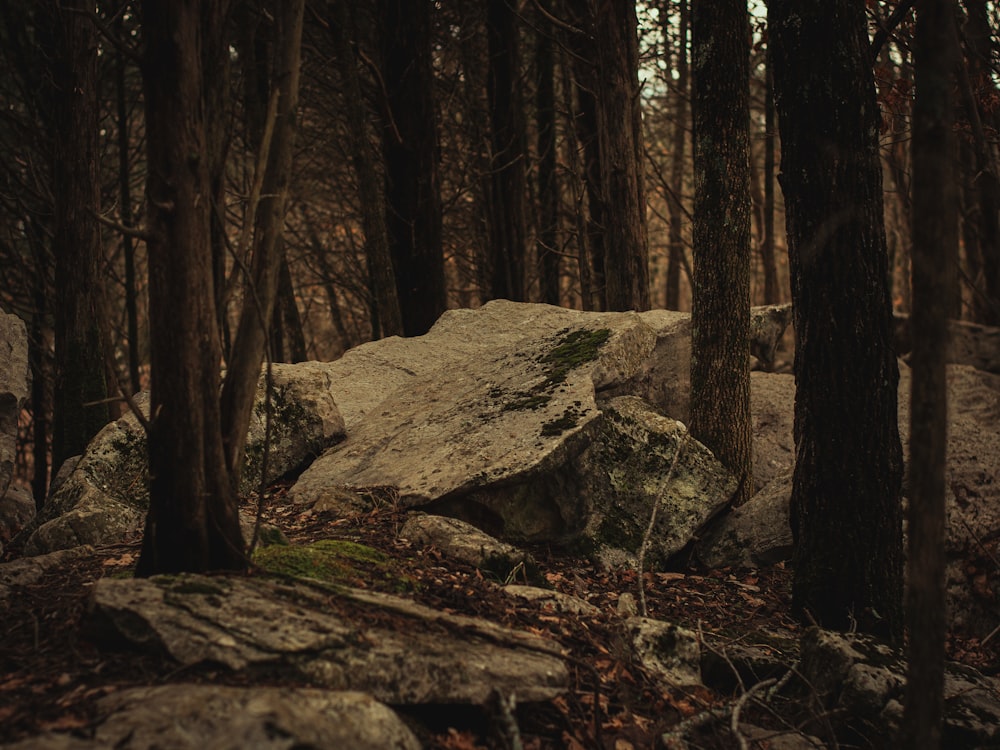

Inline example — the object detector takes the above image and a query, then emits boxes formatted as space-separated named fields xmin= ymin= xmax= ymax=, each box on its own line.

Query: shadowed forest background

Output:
xmin=5 ymin=0 xmax=996 ymax=497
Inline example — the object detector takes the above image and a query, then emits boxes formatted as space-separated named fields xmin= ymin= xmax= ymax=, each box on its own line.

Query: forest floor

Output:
xmin=1 ymin=487 xmax=998 ymax=749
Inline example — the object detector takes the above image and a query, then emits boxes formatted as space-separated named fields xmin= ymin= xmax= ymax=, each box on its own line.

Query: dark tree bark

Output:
xmin=486 ymin=0 xmax=529 ymax=302
xmin=381 ymin=0 xmax=447 ymax=336
xmin=220 ymin=0 xmax=305 ymax=490
xmin=45 ymin=0 xmax=109 ymax=471
xmin=114 ymin=2 xmax=141 ymax=394
xmin=137 ymin=0 xmax=246 ymax=575
xmin=770 ymin=0 xmax=905 ymax=642
xmin=571 ymin=66 xmax=606 ymax=311
xmin=960 ymin=0 xmax=1000 ymax=324
xmin=536 ymin=5 xmax=560 ymax=306
xmin=761 ymin=52 xmax=781 ymax=304
xmin=329 ymin=0 xmax=403 ymax=339
xmin=593 ymin=0 xmax=649 ymax=311
xmin=665 ymin=0 xmax=689 ymax=311
xmin=902 ymin=1 xmax=957 ymax=745
xmin=690 ymin=0 xmax=753 ymax=504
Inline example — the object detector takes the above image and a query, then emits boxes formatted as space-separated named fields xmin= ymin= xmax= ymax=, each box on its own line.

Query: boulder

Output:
xmin=0 ymin=312 xmax=28 ymax=498
xmin=0 ymin=484 xmax=34 ymax=551
xmin=696 ymin=474 xmax=793 ymax=569
xmin=0 ymin=546 xmax=94 ymax=603
xmin=21 ymin=364 xmax=345 ymax=555
xmin=504 ymin=584 xmax=600 ymax=616
xmin=0 ymin=685 xmax=420 ymax=750
xmin=401 ymin=513 xmax=538 ymax=582
xmin=624 ymin=617 xmax=703 ymax=689
xmin=87 ymin=573 xmax=569 ymax=705
xmin=799 ymin=627 xmax=1000 ymax=747
xmin=895 ymin=313 xmax=1000 ymax=373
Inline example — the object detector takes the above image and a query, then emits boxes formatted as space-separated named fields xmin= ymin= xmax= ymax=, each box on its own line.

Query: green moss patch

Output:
xmin=540 ymin=328 xmax=611 ymax=385
xmin=253 ymin=539 xmax=414 ymax=592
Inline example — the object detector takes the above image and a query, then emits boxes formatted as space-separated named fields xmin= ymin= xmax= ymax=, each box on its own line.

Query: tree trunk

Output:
xmin=536 ymin=5 xmax=560 ymax=306
xmin=690 ymin=0 xmax=753 ymax=505
xmin=487 ymin=0 xmax=529 ymax=302
xmin=593 ymin=0 xmax=649 ymax=312
xmin=381 ymin=0 xmax=447 ymax=336
xmin=665 ymin=0 xmax=688 ymax=311
xmin=46 ymin=0 xmax=109 ymax=471
xmin=137 ymin=0 xmax=245 ymax=575
xmin=219 ymin=0 xmax=305 ymax=490
xmin=770 ymin=0 xmax=905 ymax=642
xmin=761 ymin=50 xmax=781 ymax=304
xmin=329 ymin=0 xmax=403 ymax=338
xmin=902 ymin=2 xmax=957 ymax=745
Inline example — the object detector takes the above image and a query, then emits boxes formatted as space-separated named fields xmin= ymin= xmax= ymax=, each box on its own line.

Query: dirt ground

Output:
xmin=2 ymin=484 xmax=998 ymax=750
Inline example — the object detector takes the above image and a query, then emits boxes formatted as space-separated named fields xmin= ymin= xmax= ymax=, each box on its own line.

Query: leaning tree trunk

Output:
xmin=770 ymin=0 xmax=905 ymax=642
xmin=690 ymin=0 xmax=753 ymax=505
xmin=137 ymin=0 xmax=245 ymax=575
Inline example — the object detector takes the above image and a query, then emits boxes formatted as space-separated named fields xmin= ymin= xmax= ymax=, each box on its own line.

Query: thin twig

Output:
xmin=638 ymin=428 xmax=689 ymax=617
xmin=732 ymin=678 xmax=777 ymax=750
xmin=92 ymin=210 xmax=151 ymax=242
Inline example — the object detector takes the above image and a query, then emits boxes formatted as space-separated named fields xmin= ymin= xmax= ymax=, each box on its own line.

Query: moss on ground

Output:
xmin=253 ymin=538 xmax=415 ymax=592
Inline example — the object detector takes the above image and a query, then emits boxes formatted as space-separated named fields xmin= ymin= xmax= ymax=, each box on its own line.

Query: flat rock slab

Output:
xmin=0 ymin=685 xmax=420 ymax=750
xmin=0 ymin=312 xmax=28 ymax=498
xmin=87 ymin=573 xmax=568 ymax=705
xmin=289 ymin=301 xmax=657 ymax=509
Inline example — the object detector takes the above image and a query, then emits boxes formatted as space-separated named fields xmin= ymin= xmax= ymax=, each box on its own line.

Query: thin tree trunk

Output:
xmin=487 ymin=0 xmax=529 ymax=302
xmin=902 ymin=1 xmax=957 ymax=745
xmin=329 ymin=0 xmax=403 ymax=338
xmin=219 ymin=0 xmax=305 ymax=489
xmin=381 ymin=0 xmax=447 ymax=335
xmin=536 ymin=4 xmax=560 ymax=306
xmin=761 ymin=50 xmax=780 ymax=304
xmin=690 ymin=0 xmax=753 ymax=504
xmin=666 ymin=0 xmax=688 ymax=311
xmin=593 ymin=0 xmax=649 ymax=311
xmin=47 ymin=0 xmax=109 ymax=470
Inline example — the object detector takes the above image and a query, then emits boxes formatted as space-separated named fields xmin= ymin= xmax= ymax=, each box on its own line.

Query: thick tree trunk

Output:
xmin=690 ymin=0 xmax=753 ymax=505
xmin=665 ymin=0 xmax=688 ymax=311
xmin=902 ymin=2 xmax=957 ymax=746
xmin=593 ymin=0 xmax=649 ymax=312
xmin=47 ymin=0 xmax=109 ymax=470
xmin=761 ymin=52 xmax=781 ymax=305
xmin=381 ymin=0 xmax=447 ymax=336
xmin=137 ymin=0 xmax=245 ymax=575
xmin=487 ymin=0 xmax=529 ymax=302
xmin=770 ymin=0 xmax=904 ymax=642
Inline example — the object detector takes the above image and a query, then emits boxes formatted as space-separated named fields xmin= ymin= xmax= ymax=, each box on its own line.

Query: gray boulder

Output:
xmin=22 ymin=364 xmax=345 ymax=555
xmin=0 ymin=685 xmax=420 ymax=750
xmin=800 ymin=627 xmax=1000 ymax=747
xmin=895 ymin=313 xmax=1000 ymax=373
xmin=87 ymin=573 xmax=568 ymax=705
xmin=0 ymin=312 xmax=28 ymax=499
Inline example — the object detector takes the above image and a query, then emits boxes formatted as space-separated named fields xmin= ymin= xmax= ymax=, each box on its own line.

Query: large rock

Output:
xmin=87 ymin=573 xmax=568 ymax=705
xmin=0 ymin=313 xmax=29 ymax=499
xmin=21 ymin=365 xmax=345 ymax=555
xmin=700 ymin=362 xmax=1000 ymax=636
xmin=895 ymin=313 xmax=1000 ymax=373
xmin=290 ymin=302 xmax=735 ymax=566
xmin=0 ymin=686 xmax=420 ymax=750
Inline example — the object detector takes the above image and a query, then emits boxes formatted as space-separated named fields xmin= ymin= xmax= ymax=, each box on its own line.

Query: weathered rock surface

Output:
xmin=87 ymin=573 xmax=568 ymax=704
xmin=700 ymin=362 xmax=1000 ymax=635
xmin=22 ymin=364 xmax=345 ymax=555
xmin=799 ymin=627 xmax=1000 ymax=747
xmin=0 ymin=312 xmax=28 ymax=498
xmin=0 ymin=546 xmax=94 ymax=603
xmin=401 ymin=513 xmax=537 ymax=581
xmin=624 ymin=617 xmax=702 ymax=689
xmin=0 ymin=484 xmax=34 ymax=552
xmin=504 ymin=584 xmax=599 ymax=616
xmin=0 ymin=685 xmax=420 ymax=750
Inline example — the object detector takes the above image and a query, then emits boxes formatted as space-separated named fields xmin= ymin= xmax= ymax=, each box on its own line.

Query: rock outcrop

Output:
xmin=21 ymin=364 xmax=345 ymax=554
